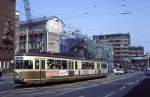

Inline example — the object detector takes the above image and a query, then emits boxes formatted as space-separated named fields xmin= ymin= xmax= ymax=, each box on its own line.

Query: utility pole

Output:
xmin=23 ymin=0 xmax=32 ymax=53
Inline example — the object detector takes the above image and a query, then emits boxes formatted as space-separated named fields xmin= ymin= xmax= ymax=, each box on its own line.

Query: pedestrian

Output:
xmin=0 ymin=67 xmax=2 ymax=77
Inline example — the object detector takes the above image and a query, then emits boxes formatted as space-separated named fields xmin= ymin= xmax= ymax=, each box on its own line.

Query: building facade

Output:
xmin=18 ymin=16 xmax=64 ymax=54
xmin=0 ymin=0 xmax=16 ymax=70
xmin=129 ymin=46 xmax=146 ymax=70
xmin=129 ymin=46 xmax=144 ymax=58
xmin=93 ymin=33 xmax=130 ymax=68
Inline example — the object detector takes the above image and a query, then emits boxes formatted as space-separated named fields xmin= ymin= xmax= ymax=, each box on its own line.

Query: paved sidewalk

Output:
xmin=0 ymin=73 xmax=13 ymax=82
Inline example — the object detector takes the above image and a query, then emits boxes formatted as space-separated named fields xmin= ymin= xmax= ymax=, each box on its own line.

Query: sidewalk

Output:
xmin=0 ymin=73 xmax=13 ymax=82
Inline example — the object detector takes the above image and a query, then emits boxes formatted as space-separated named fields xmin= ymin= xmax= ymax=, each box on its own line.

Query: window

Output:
xmin=35 ymin=60 xmax=39 ymax=69
xmin=23 ymin=60 xmax=33 ymax=69
xmin=55 ymin=60 xmax=61 ymax=69
xmin=97 ymin=63 xmax=100 ymax=69
xmin=82 ymin=62 xmax=86 ymax=69
xmin=101 ymin=63 xmax=107 ymax=69
xmin=68 ymin=61 xmax=74 ymax=69
xmin=15 ymin=61 xmax=23 ymax=69
xmin=82 ymin=62 xmax=94 ymax=69
xmin=41 ymin=60 xmax=45 ymax=69
xmin=16 ymin=60 xmax=33 ymax=69
xmin=62 ymin=60 xmax=67 ymax=69
xmin=75 ymin=61 xmax=78 ymax=69
xmin=47 ymin=59 xmax=54 ymax=69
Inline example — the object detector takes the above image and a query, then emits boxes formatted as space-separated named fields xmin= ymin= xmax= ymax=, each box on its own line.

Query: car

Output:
xmin=113 ymin=68 xmax=125 ymax=75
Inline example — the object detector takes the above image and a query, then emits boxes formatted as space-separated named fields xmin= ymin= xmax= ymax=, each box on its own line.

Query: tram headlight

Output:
xmin=16 ymin=74 xmax=19 ymax=79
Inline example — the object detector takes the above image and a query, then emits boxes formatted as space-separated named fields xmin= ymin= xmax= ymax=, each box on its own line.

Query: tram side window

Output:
xmin=35 ymin=60 xmax=39 ymax=69
xmin=82 ymin=62 xmax=86 ymax=69
xmin=41 ymin=60 xmax=45 ymax=69
xmin=75 ymin=61 xmax=78 ymax=69
xmin=68 ymin=61 xmax=74 ymax=69
xmin=62 ymin=60 xmax=67 ymax=69
xmin=23 ymin=60 xmax=33 ymax=69
xmin=90 ymin=62 xmax=94 ymax=69
xmin=97 ymin=63 xmax=101 ymax=69
xmin=101 ymin=63 xmax=107 ymax=69
xmin=47 ymin=59 xmax=54 ymax=69
xmin=82 ymin=62 xmax=94 ymax=69
xmin=55 ymin=60 xmax=61 ymax=69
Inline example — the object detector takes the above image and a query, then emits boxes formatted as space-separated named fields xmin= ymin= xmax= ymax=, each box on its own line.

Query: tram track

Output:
xmin=0 ymin=72 xmax=143 ymax=97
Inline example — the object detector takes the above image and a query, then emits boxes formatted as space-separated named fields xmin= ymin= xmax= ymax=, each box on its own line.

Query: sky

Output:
xmin=16 ymin=0 xmax=150 ymax=52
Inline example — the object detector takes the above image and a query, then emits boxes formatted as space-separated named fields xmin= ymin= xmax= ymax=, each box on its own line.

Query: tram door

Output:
xmin=35 ymin=58 xmax=46 ymax=81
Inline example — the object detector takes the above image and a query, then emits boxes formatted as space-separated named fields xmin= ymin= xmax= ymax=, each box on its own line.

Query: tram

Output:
xmin=14 ymin=54 xmax=108 ymax=85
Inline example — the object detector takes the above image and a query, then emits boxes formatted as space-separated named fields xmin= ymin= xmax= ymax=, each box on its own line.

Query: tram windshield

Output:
xmin=15 ymin=60 xmax=33 ymax=69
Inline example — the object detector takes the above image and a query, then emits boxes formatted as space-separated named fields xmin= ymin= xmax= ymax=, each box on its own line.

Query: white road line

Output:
xmin=104 ymin=92 xmax=115 ymax=97
xmin=78 ymin=96 xmax=85 ymax=97
xmin=57 ymin=89 xmax=74 ymax=96
xmin=119 ymin=86 xmax=126 ymax=90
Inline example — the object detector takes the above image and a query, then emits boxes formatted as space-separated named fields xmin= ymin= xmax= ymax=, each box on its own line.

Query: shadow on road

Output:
xmin=123 ymin=76 xmax=150 ymax=97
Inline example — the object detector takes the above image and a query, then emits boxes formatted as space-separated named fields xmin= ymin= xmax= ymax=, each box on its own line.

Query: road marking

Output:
xmin=119 ymin=86 xmax=126 ymax=90
xmin=79 ymin=96 xmax=85 ymax=97
xmin=57 ymin=89 xmax=75 ymax=96
xmin=128 ymin=82 xmax=137 ymax=85
xmin=104 ymin=92 xmax=115 ymax=97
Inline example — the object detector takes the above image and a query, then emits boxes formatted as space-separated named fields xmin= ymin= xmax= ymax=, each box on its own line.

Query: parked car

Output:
xmin=113 ymin=68 xmax=125 ymax=75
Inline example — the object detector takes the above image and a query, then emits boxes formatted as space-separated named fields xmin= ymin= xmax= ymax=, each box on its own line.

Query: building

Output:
xmin=0 ymin=0 xmax=16 ymax=70
xmin=61 ymin=32 xmax=113 ymax=72
xmin=18 ymin=16 xmax=64 ymax=54
xmin=93 ymin=33 xmax=130 ymax=68
xmin=129 ymin=46 xmax=144 ymax=58
xmin=129 ymin=46 xmax=146 ymax=70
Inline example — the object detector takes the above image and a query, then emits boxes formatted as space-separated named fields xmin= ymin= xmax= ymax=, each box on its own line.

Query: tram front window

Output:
xmin=15 ymin=60 xmax=33 ymax=69
xmin=16 ymin=61 xmax=23 ymax=69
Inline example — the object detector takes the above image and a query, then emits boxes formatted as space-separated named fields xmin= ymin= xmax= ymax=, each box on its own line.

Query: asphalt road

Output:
xmin=0 ymin=72 xmax=146 ymax=97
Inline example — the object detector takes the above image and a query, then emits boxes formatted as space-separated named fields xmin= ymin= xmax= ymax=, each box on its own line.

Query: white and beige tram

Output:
xmin=14 ymin=54 xmax=108 ymax=85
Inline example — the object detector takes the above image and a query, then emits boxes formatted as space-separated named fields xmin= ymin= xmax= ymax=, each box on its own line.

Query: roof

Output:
xmin=93 ymin=33 xmax=130 ymax=39
xmin=129 ymin=46 xmax=144 ymax=50
xmin=17 ymin=53 xmax=102 ymax=62
xmin=20 ymin=16 xmax=64 ymax=25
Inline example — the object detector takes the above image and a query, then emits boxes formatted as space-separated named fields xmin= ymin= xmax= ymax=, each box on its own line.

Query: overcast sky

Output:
xmin=16 ymin=0 xmax=150 ymax=52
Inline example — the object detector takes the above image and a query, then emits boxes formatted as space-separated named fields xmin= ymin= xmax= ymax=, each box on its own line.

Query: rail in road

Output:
xmin=0 ymin=72 xmax=144 ymax=97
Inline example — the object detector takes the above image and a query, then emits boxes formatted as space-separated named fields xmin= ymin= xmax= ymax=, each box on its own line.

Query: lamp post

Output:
xmin=121 ymin=44 xmax=124 ymax=69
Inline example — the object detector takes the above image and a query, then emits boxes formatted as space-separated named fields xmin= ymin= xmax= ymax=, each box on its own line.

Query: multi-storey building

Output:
xmin=129 ymin=46 xmax=144 ymax=58
xmin=93 ymin=33 xmax=130 ymax=68
xmin=129 ymin=46 xmax=146 ymax=69
xmin=0 ymin=0 xmax=16 ymax=70
xmin=18 ymin=16 xmax=64 ymax=54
